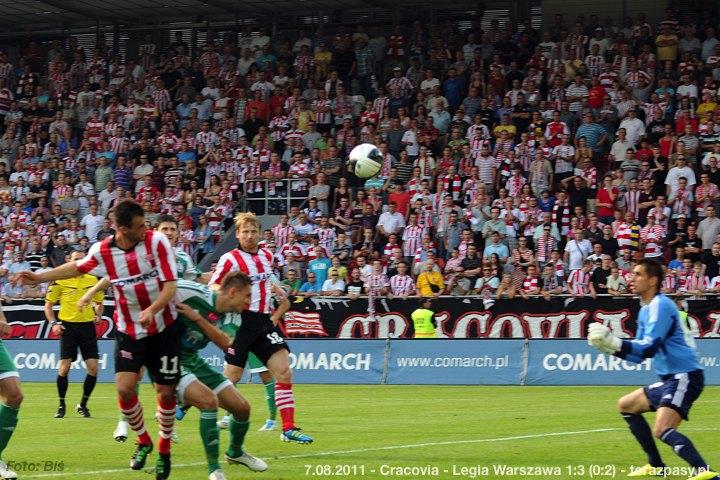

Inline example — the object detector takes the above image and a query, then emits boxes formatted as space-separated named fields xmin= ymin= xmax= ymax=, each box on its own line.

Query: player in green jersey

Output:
xmin=174 ymin=272 xmax=267 ymax=480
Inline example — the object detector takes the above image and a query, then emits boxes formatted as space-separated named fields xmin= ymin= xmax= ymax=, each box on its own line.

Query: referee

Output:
xmin=44 ymin=252 xmax=105 ymax=418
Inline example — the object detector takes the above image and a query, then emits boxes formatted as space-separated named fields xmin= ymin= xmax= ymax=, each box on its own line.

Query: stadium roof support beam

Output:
xmin=199 ymin=0 xmax=238 ymax=15
xmin=36 ymin=0 xmax=98 ymax=21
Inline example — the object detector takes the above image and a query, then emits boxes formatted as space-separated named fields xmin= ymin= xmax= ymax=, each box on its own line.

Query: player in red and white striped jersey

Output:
xmin=209 ymin=212 xmax=312 ymax=444
xmin=567 ymin=261 xmax=596 ymax=297
xmin=20 ymin=200 xmax=180 ymax=476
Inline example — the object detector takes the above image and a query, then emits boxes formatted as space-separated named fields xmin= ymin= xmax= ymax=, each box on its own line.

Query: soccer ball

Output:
xmin=350 ymin=143 xmax=383 ymax=179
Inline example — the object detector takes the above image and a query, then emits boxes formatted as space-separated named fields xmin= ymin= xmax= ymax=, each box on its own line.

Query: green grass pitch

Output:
xmin=7 ymin=383 xmax=720 ymax=479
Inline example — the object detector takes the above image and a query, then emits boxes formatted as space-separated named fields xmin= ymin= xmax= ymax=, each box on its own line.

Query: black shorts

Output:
xmin=643 ymin=370 xmax=704 ymax=421
xmin=115 ymin=320 xmax=182 ymax=385
xmin=59 ymin=322 xmax=99 ymax=362
xmin=225 ymin=311 xmax=290 ymax=368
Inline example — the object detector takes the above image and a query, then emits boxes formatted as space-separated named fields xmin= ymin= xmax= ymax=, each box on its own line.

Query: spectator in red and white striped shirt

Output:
xmin=520 ymin=265 xmax=541 ymax=297
xmin=389 ymin=262 xmax=416 ymax=298
xmin=640 ymin=215 xmax=666 ymax=259
xmin=682 ymin=262 xmax=710 ymax=295
xmin=567 ymin=261 xmax=597 ymax=297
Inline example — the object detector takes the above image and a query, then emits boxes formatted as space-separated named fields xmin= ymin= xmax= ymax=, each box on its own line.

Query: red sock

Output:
xmin=275 ymin=382 xmax=295 ymax=431
xmin=156 ymin=398 xmax=176 ymax=454
xmin=119 ymin=395 xmax=152 ymax=445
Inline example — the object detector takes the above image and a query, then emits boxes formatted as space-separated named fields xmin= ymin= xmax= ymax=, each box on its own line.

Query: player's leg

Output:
xmin=216 ymin=384 xmax=267 ymax=472
xmin=117 ymin=371 xmax=155 ymax=469
xmin=0 ymin=340 xmax=22 ymax=480
xmin=55 ymin=358 xmax=71 ymax=418
xmin=76 ymin=324 xmax=99 ymax=417
xmin=652 ymin=372 xmax=717 ymax=480
xmin=248 ymin=353 xmax=276 ymax=431
xmin=55 ymin=326 xmax=78 ymax=418
xmin=264 ymin=346 xmax=313 ymax=444
xmin=618 ymin=386 xmax=666 ymax=475
xmin=114 ymin=369 xmax=142 ymax=442
xmin=220 ymin=331 xmax=249 ymax=430
xmin=115 ymin=333 xmax=155 ymax=470
xmin=177 ymin=374 xmax=223 ymax=479
xmin=147 ymin=321 xmax=182 ymax=480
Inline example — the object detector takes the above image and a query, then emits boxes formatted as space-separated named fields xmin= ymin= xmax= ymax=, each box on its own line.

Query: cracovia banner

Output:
xmin=4 ymin=296 xmax=720 ymax=339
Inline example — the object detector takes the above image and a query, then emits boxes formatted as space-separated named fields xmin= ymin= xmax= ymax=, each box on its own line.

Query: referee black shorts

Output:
xmin=59 ymin=321 xmax=99 ymax=362
xmin=225 ymin=311 xmax=290 ymax=368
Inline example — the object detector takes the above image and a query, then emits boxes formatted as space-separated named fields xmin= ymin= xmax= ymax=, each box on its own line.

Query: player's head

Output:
xmin=218 ymin=271 xmax=252 ymax=312
xmin=114 ymin=200 xmax=146 ymax=243
xmin=156 ymin=214 xmax=179 ymax=244
xmin=234 ymin=212 xmax=260 ymax=251
xmin=631 ymin=259 xmax=663 ymax=297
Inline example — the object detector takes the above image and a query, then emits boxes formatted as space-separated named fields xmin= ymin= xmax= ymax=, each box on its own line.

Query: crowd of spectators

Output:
xmin=2 ymin=7 xmax=720 ymax=300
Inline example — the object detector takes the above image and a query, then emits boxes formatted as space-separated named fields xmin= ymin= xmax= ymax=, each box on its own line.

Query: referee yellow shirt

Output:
xmin=45 ymin=275 xmax=105 ymax=322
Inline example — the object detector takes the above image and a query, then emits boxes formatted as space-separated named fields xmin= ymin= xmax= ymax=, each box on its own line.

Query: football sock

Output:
xmin=622 ymin=413 xmax=664 ymax=467
xmin=80 ymin=374 xmax=96 ymax=408
xmin=118 ymin=383 xmax=141 ymax=421
xmin=660 ymin=428 xmax=708 ymax=469
xmin=119 ymin=395 xmax=152 ymax=445
xmin=275 ymin=382 xmax=295 ymax=431
xmin=226 ymin=416 xmax=249 ymax=458
xmin=156 ymin=398 xmax=176 ymax=455
xmin=264 ymin=380 xmax=277 ymax=421
xmin=199 ymin=409 xmax=220 ymax=474
xmin=56 ymin=375 xmax=68 ymax=407
xmin=0 ymin=404 xmax=18 ymax=457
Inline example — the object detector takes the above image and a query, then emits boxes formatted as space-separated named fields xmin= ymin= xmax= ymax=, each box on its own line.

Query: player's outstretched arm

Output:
xmin=19 ymin=261 xmax=82 ymax=286
xmin=78 ymin=277 xmax=111 ymax=311
xmin=175 ymin=303 xmax=232 ymax=350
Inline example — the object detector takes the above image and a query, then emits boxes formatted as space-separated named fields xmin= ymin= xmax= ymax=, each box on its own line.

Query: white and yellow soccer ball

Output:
xmin=349 ymin=143 xmax=383 ymax=179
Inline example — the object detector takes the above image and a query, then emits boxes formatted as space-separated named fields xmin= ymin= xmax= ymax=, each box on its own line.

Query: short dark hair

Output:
xmin=157 ymin=214 xmax=177 ymax=226
xmin=637 ymin=258 xmax=663 ymax=293
xmin=114 ymin=200 xmax=145 ymax=228
xmin=220 ymin=271 xmax=252 ymax=291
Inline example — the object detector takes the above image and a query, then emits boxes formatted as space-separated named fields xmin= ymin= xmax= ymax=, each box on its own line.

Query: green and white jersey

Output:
xmin=175 ymin=280 xmax=241 ymax=352
xmin=176 ymin=248 xmax=200 ymax=280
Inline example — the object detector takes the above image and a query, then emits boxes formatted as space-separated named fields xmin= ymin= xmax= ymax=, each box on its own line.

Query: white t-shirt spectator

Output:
xmin=565 ymin=238 xmax=593 ymax=270
xmin=401 ymin=129 xmax=419 ymax=156
xmin=321 ymin=278 xmax=346 ymax=294
xmin=81 ymin=213 xmax=106 ymax=242
xmin=377 ymin=211 xmax=406 ymax=235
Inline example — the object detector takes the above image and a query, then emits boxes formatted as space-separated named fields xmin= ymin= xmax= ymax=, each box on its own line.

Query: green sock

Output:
xmin=264 ymin=381 xmax=277 ymax=421
xmin=0 ymin=404 xmax=19 ymax=457
xmin=226 ymin=417 xmax=249 ymax=458
xmin=200 ymin=409 xmax=221 ymax=474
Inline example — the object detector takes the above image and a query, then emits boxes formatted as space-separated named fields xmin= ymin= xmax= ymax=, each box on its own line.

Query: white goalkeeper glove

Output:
xmin=587 ymin=322 xmax=622 ymax=354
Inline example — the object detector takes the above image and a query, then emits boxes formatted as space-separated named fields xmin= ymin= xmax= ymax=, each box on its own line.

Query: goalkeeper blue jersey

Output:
xmin=619 ymin=293 xmax=701 ymax=376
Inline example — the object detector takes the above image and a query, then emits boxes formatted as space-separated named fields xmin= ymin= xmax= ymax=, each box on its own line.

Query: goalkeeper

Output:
xmin=587 ymin=259 xmax=717 ymax=480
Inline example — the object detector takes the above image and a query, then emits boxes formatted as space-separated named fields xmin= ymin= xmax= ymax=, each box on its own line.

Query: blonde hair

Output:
xmin=234 ymin=212 xmax=260 ymax=230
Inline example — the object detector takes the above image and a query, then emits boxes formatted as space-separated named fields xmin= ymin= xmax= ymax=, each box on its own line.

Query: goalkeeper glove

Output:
xmin=587 ymin=322 xmax=622 ymax=354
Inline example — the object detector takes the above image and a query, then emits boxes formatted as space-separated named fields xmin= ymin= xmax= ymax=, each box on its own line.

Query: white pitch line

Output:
xmin=23 ymin=427 xmax=621 ymax=478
